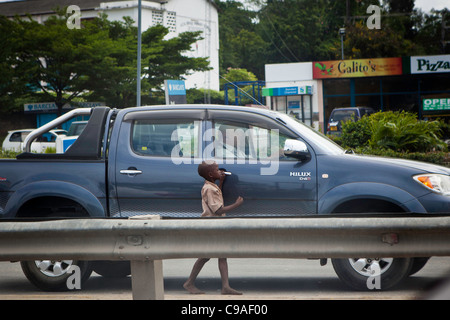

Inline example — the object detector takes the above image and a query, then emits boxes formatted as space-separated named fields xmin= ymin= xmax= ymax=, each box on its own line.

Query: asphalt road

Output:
xmin=0 ymin=257 xmax=449 ymax=300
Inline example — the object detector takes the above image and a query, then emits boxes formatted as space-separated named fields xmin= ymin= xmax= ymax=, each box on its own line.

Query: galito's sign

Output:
xmin=313 ymin=57 xmax=403 ymax=79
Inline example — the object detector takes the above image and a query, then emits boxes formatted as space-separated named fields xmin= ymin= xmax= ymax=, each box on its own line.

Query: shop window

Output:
xmin=382 ymin=94 xmax=419 ymax=113
xmin=355 ymin=78 xmax=380 ymax=94
xmin=354 ymin=95 xmax=382 ymax=111
xmin=382 ymin=76 xmax=419 ymax=93
xmin=420 ymin=74 xmax=450 ymax=92
xmin=273 ymin=96 xmax=286 ymax=113
xmin=323 ymin=79 xmax=350 ymax=95
xmin=324 ymin=96 xmax=352 ymax=121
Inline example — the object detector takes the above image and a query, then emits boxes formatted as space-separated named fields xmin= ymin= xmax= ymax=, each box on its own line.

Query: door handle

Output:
xmin=120 ymin=167 xmax=143 ymax=176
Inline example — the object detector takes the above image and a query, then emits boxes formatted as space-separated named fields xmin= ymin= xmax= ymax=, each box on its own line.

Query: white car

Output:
xmin=2 ymin=129 xmax=67 ymax=153
xmin=55 ymin=121 xmax=88 ymax=153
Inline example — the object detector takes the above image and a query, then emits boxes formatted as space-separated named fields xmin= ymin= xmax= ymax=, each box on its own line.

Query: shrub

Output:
xmin=367 ymin=111 xmax=446 ymax=153
xmin=44 ymin=147 xmax=56 ymax=154
xmin=335 ymin=111 xmax=449 ymax=167
xmin=340 ymin=116 xmax=371 ymax=149
xmin=0 ymin=149 xmax=20 ymax=159
xmin=339 ymin=111 xmax=447 ymax=153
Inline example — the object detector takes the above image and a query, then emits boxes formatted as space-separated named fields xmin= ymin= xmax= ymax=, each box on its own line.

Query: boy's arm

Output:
xmin=215 ymin=196 xmax=244 ymax=216
xmin=218 ymin=170 xmax=226 ymax=190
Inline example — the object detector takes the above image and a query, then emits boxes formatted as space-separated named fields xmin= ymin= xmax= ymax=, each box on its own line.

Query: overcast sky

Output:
xmin=0 ymin=0 xmax=447 ymax=13
xmin=236 ymin=0 xmax=448 ymax=13
xmin=414 ymin=0 xmax=448 ymax=12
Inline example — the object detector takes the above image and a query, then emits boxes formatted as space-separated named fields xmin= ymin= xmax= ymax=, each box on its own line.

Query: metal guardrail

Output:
xmin=0 ymin=216 xmax=450 ymax=299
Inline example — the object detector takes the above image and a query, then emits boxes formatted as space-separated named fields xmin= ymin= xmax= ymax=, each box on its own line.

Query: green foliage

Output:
xmin=367 ymin=111 xmax=446 ymax=153
xmin=44 ymin=147 xmax=56 ymax=154
xmin=220 ymin=68 xmax=257 ymax=88
xmin=0 ymin=11 xmax=210 ymax=113
xmin=336 ymin=111 xmax=449 ymax=166
xmin=215 ymin=0 xmax=265 ymax=78
xmin=0 ymin=150 xmax=20 ymax=159
xmin=216 ymin=0 xmax=448 ymax=78
xmin=340 ymin=116 xmax=372 ymax=149
xmin=186 ymin=88 xmax=224 ymax=104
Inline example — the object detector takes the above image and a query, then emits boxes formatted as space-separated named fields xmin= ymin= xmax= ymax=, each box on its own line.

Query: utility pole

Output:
xmin=442 ymin=9 xmax=450 ymax=53
xmin=346 ymin=0 xmax=350 ymax=25
xmin=136 ymin=0 xmax=142 ymax=107
xmin=204 ymin=1 xmax=211 ymax=104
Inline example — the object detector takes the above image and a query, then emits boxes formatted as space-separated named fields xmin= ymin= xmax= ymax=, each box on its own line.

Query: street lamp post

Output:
xmin=339 ymin=27 xmax=346 ymax=60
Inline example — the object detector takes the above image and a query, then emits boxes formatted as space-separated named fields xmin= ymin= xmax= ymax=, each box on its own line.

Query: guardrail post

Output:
xmin=128 ymin=215 xmax=164 ymax=300
xmin=131 ymin=260 xmax=164 ymax=300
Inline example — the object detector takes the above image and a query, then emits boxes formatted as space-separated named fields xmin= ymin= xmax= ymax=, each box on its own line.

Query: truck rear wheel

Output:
xmin=331 ymin=257 xmax=412 ymax=291
xmin=20 ymin=260 xmax=92 ymax=291
xmin=91 ymin=261 xmax=131 ymax=278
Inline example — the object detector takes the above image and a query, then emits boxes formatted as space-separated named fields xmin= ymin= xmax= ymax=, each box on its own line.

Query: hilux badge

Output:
xmin=290 ymin=172 xmax=311 ymax=181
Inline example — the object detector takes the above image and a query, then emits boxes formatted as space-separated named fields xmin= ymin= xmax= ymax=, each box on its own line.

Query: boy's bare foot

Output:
xmin=183 ymin=282 xmax=205 ymax=294
xmin=221 ymin=286 xmax=242 ymax=295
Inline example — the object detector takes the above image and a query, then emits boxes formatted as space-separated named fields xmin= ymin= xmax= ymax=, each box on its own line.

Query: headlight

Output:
xmin=413 ymin=174 xmax=450 ymax=195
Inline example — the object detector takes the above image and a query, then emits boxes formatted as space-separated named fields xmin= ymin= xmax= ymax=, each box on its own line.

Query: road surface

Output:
xmin=0 ymin=257 xmax=449 ymax=300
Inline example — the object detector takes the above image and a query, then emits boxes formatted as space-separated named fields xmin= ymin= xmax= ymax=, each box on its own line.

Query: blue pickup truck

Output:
xmin=1 ymin=105 xmax=449 ymax=291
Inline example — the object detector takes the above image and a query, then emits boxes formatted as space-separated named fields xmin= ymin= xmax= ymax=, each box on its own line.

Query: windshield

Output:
xmin=330 ymin=110 xmax=358 ymax=122
xmin=278 ymin=114 xmax=344 ymax=155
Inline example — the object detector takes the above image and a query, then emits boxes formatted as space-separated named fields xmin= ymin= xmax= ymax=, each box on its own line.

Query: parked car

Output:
xmin=327 ymin=107 xmax=375 ymax=135
xmin=2 ymin=129 xmax=67 ymax=153
xmin=1 ymin=105 xmax=449 ymax=291
xmin=67 ymin=120 xmax=88 ymax=136
xmin=55 ymin=121 xmax=88 ymax=153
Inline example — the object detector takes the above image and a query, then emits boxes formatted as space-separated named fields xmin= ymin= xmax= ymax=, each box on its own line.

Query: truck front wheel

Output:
xmin=331 ymin=257 xmax=412 ymax=291
xmin=20 ymin=260 xmax=92 ymax=291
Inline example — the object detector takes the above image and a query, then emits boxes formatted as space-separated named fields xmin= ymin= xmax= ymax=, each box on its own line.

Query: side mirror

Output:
xmin=284 ymin=139 xmax=311 ymax=161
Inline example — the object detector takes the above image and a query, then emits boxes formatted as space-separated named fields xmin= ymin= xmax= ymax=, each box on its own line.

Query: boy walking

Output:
xmin=183 ymin=160 xmax=244 ymax=295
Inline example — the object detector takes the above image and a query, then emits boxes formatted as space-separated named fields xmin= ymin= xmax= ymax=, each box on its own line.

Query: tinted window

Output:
xmin=330 ymin=109 xmax=358 ymax=122
xmin=211 ymin=120 xmax=295 ymax=161
xmin=9 ymin=132 xmax=23 ymax=142
xmin=131 ymin=120 xmax=200 ymax=158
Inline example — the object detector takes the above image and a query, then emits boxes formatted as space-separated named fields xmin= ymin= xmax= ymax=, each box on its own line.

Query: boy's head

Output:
xmin=198 ymin=160 xmax=219 ymax=180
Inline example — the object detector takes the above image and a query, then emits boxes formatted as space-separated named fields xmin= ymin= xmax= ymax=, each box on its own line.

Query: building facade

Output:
xmin=0 ymin=0 xmax=220 ymax=91
xmin=264 ymin=55 xmax=450 ymax=132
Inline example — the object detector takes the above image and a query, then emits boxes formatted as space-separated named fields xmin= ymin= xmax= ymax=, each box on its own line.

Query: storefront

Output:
xmin=263 ymin=62 xmax=322 ymax=130
xmin=23 ymin=102 xmax=104 ymax=130
xmin=264 ymin=55 xmax=450 ymax=132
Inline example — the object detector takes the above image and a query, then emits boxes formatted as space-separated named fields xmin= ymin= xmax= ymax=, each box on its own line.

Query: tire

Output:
xmin=409 ymin=257 xmax=430 ymax=276
xmin=92 ymin=261 xmax=131 ymax=278
xmin=331 ymin=257 xmax=413 ymax=291
xmin=20 ymin=260 xmax=92 ymax=291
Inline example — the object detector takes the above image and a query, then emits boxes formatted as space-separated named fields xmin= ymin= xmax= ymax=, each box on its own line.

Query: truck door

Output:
xmin=206 ymin=110 xmax=317 ymax=216
xmin=113 ymin=109 xmax=205 ymax=218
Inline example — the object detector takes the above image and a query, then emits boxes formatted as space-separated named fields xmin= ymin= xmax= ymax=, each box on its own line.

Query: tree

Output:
xmin=3 ymin=11 xmax=211 ymax=113
xmin=141 ymin=25 xmax=211 ymax=103
xmin=10 ymin=13 xmax=120 ymax=115
xmin=216 ymin=0 xmax=447 ymax=75
xmin=0 ymin=16 xmax=29 ymax=114
xmin=220 ymin=67 xmax=260 ymax=105
xmin=415 ymin=9 xmax=450 ymax=54
xmin=385 ymin=0 xmax=417 ymax=40
xmin=342 ymin=20 xmax=416 ymax=59
xmin=214 ymin=0 xmax=265 ymax=78
xmin=256 ymin=0 xmax=345 ymax=63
